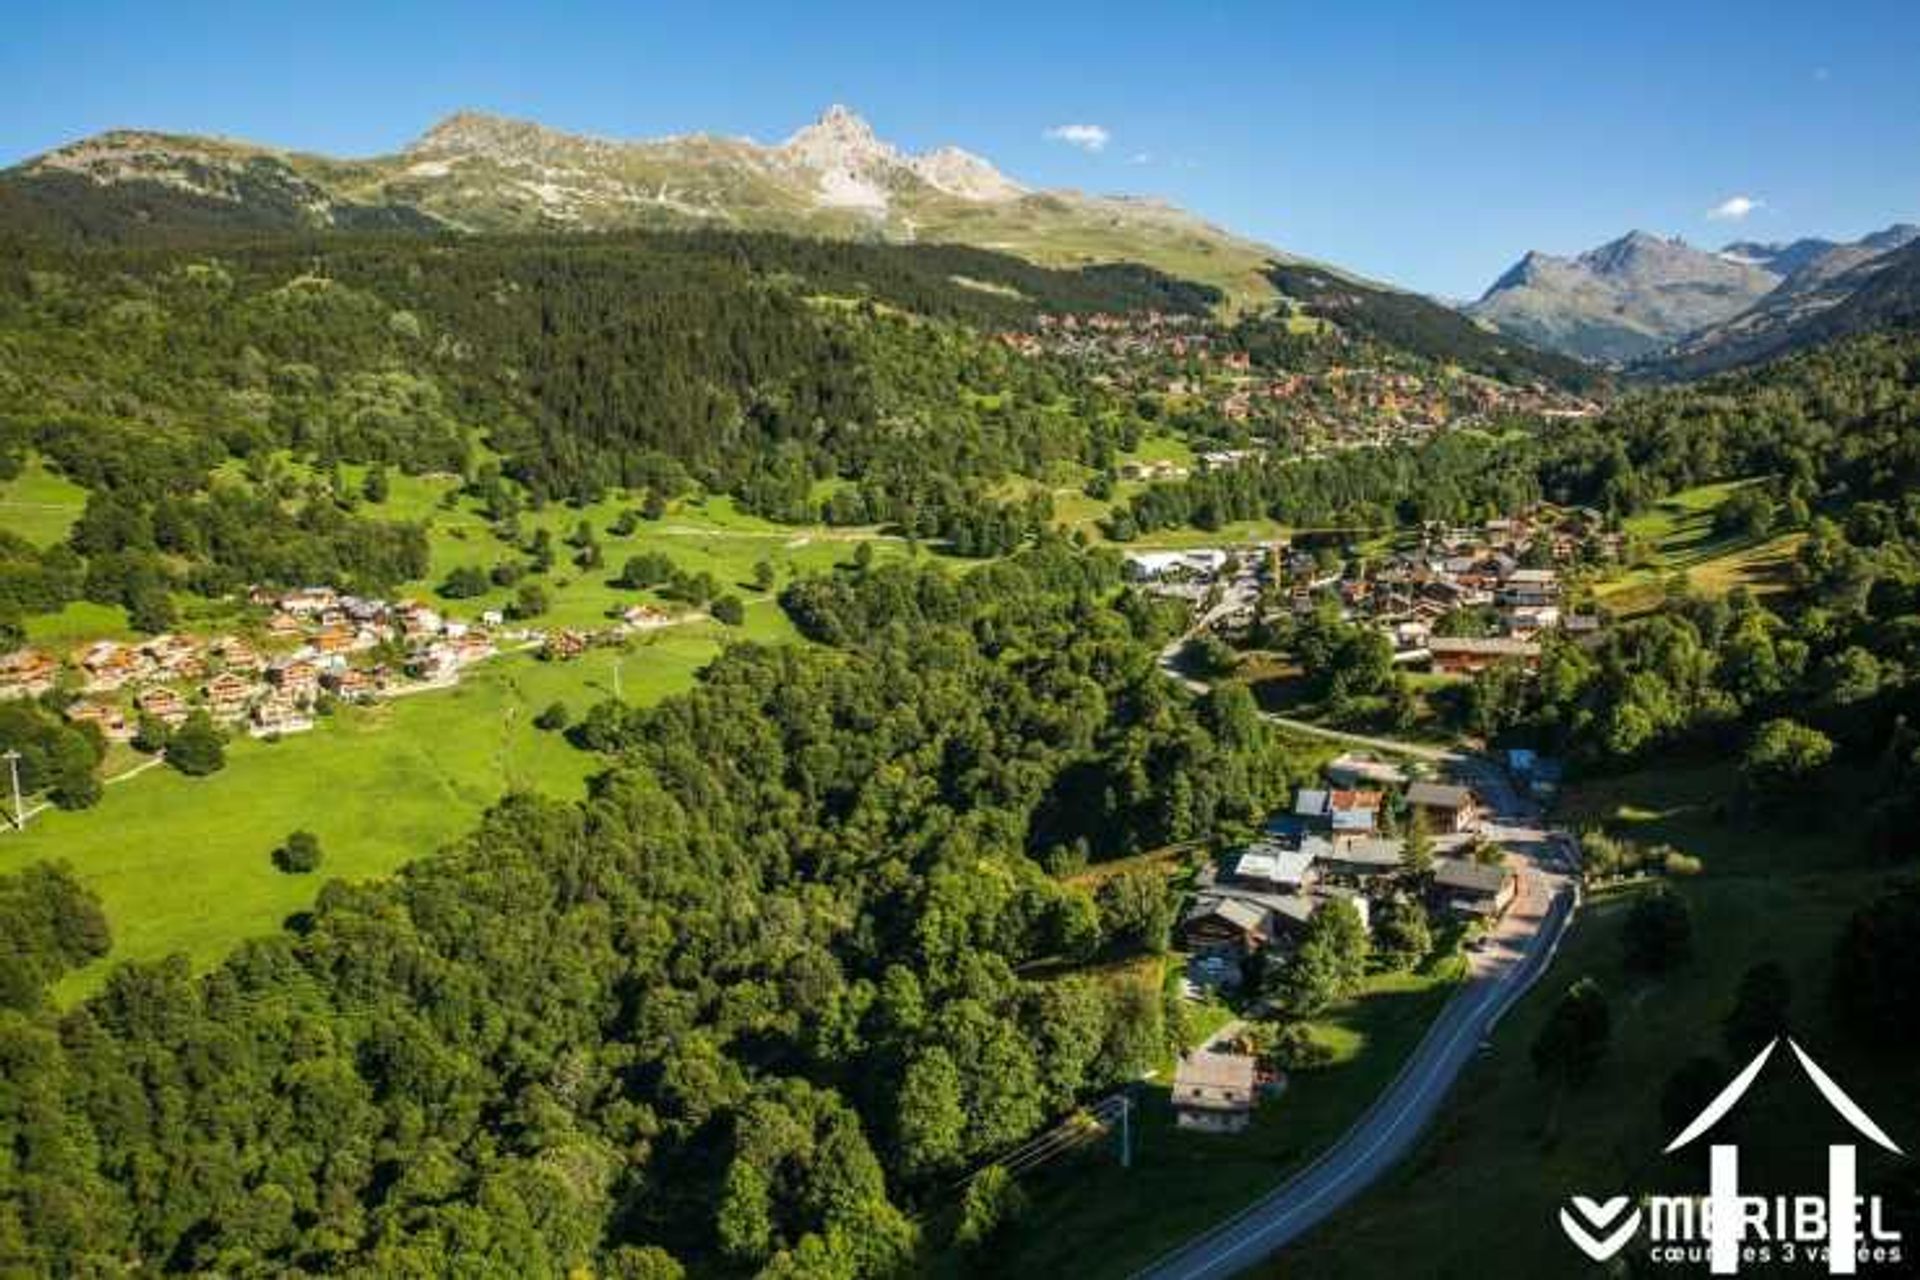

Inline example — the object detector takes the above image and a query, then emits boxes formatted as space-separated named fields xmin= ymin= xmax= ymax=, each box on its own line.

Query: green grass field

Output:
xmin=1597 ymin=478 xmax=1801 ymax=615
xmin=0 ymin=457 xmax=930 ymax=998
xmin=0 ymin=629 xmax=737 ymax=1001
xmin=910 ymin=203 xmax=1281 ymax=316
xmin=0 ymin=454 xmax=88 ymax=547
xmin=343 ymin=466 xmax=913 ymax=633
xmin=985 ymin=953 xmax=1467 ymax=1279
xmin=1280 ymin=761 xmax=1911 ymax=1278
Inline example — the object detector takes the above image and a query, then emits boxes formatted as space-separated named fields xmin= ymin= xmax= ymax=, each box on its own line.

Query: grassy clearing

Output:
xmin=376 ymin=480 xmax=909 ymax=634
xmin=1598 ymin=479 xmax=1802 ymax=615
xmin=1598 ymin=531 xmax=1804 ymax=617
xmin=23 ymin=600 xmax=134 ymax=647
xmin=1282 ymin=761 xmax=1911 ymax=1278
xmin=986 ymin=953 xmax=1467 ymax=1279
xmin=1620 ymin=478 xmax=1757 ymax=548
xmin=0 ymin=459 xmax=929 ymax=996
xmin=1127 ymin=520 xmax=1292 ymax=551
xmin=0 ymin=631 xmax=734 ymax=1000
xmin=913 ymin=206 xmax=1281 ymax=316
xmin=0 ymin=455 xmax=88 ymax=547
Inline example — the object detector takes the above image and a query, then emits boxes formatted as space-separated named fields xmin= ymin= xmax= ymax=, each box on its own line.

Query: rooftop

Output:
xmin=1185 ymin=896 xmax=1267 ymax=932
xmin=1428 ymin=636 xmax=1541 ymax=656
xmin=1433 ymin=856 xmax=1510 ymax=896
xmin=1174 ymin=1050 xmax=1257 ymax=1092
xmin=1407 ymin=780 xmax=1474 ymax=809
xmin=1233 ymin=846 xmax=1316 ymax=885
xmin=1328 ymin=836 xmax=1404 ymax=868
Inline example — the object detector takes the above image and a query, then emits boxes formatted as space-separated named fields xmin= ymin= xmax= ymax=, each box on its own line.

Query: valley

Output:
xmin=1 ymin=59 xmax=1918 ymax=1280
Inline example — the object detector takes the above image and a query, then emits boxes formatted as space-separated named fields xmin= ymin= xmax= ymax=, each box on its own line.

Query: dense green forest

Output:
xmin=1263 ymin=262 xmax=1603 ymax=391
xmin=0 ymin=230 xmax=1225 ymax=631
xmin=4 ymin=212 xmax=1920 ymax=1276
xmin=0 ymin=540 xmax=1308 ymax=1275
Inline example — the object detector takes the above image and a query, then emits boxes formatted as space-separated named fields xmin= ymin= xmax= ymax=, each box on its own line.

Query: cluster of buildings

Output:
xmin=0 ymin=586 xmax=507 ymax=742
xmin=2 ymin=576 xmax=705 ymax=757
xmin=1123 ymin=506 xmax=1617 ymax=677
xmin=1167 ymin=753 xmax=1521 ymax=1135
xmin=1313 ymin=510 xmax=1618 ymax=671
xmin=1001 ymin=305 xmax=1600 ymax=470
xmin=1179 ymin=755 xmax=1516 ymax=969
xmin=1119 ymin=458 xmax=1190 ymax=483
xmin=1000 ymin=310 xmax=1208 ymax=362
xmin=541 ymin=602 xmax=688 ymax=662
xmin=1121 ymin=547 xmax=1241 ymax=598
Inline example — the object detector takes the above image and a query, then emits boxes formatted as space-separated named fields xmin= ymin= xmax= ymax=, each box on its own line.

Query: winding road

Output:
xmin=1140 ymin=607 xmax=1580 ymax=1279
xmin=1134 ymin=864 xmax=1575 ymax=1280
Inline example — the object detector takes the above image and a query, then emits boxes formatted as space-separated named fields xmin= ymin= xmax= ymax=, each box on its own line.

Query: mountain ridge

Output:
xmin=1466 ymin=230 xmax=1778 ymax=364
xmin=1 ymin=105 xmax=1286 ymax=308
xmin=1644 ymin=228 xmax=1920 ymax=378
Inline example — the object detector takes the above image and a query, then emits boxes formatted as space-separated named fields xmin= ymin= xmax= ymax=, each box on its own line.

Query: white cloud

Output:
xmin=1126 ymin=151 xmax=1153 ymax=165
xmin=1044 ymin=123 xmax=1110 ymax=153
xmin=1706 ymin=195 xmax=1764 ymax=221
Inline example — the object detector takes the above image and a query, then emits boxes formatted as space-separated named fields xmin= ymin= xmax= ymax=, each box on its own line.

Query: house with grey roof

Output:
xmin=1319 ymin=836 xmax=1405 ymax=881
xmin=1407 ymin=780 xmax=1480 ymax=833
xmin=1172 ymin=1050 xmax=1258 ymax=1133
xmin=1429 ymin=856 xmax=1516 ymax=919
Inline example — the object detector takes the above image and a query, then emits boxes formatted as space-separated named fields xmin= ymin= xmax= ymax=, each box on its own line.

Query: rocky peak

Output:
xmin=1578 ymin=230 xmax=1681 ymax=275
xmin=782 ymin=104 xmax=897 ymax=174
xmin=1483 ymin=249 xmax=1557 ymax=296
xmin=407 ymin=111 xmax=572 ymax=161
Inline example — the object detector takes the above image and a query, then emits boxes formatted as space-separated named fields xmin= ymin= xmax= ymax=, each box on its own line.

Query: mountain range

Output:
xmin=1654 ymin=233 xmax=1920 ymax=378
xmin=0 ymin=105 xmax=1286 ymax=307
xmin=1469 ymin=224 xmax=1920 ymax=366
xmin=5 ymin=105 xmax=1913 ymax=384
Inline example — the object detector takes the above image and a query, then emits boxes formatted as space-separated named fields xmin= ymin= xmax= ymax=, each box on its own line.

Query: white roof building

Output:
xmin=1232 ymin=845 xmax=1317 ymax=891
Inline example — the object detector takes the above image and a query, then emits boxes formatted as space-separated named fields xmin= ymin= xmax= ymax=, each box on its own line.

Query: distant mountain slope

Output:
xmin=1649 ymin=234 xmax=1920 ymax=378
xmin=1266 ymin=262 xmax=1604 ymax=391
xmin=1466 ymin=231 xmax=1778 ymax=364
xmin=0 ymin=106 xmax=1287 ymax=308
xmin=1717 ymin=235 xmax=1838 ymax=276
xmin=0 ymin=134 xmax=441 ymax=240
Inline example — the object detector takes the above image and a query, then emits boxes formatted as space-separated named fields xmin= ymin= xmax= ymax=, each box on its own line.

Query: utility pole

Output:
xmin=2 ymin=749 xmax=22 ymax=831
xmin=1119 ymin=1093 xmax=1133 ymax=1170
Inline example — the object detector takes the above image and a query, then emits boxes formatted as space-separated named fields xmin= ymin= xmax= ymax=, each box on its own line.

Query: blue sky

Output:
xmin=4 ymin=0 xmax=1916 ymax=298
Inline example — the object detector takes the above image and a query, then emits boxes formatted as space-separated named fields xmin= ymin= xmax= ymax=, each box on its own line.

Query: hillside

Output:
xmin=1647 ymin=227 xmax=1920 ymax=378
xmin=0 ymin=106 xmax=1289 ymax=309
xmin=1265 ymin=261 xmax=1602 ymax=390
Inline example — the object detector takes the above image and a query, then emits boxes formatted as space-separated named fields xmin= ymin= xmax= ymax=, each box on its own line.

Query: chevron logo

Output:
xmin=1559 ymin=1195 xmax=1643 ymax=1263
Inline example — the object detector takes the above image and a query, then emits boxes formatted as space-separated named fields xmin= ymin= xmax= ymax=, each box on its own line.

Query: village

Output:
xmin=1127 ymin=500 xmax=1622 ymax=678
xmin=1000 ymin=309 xmax=1600 ymax=467
xmin=0 ymin=587 xmax=694 ymax=750
xmin=1166 ymin=739 xmax=1559 ymax=1134
xmin=1123 ymin=503 xmax=1606 ymax=1135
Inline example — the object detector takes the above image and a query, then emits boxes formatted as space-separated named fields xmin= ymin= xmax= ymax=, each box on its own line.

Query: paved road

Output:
xmin=1138 ymin=631 xmax=1580 ymax=1278
xmin=1256 ymin=713 xmax=1458 ymax=763
xmin=1156 ymin=580 xmax=1260 ymax=696
xmin=1133 ymin=862 xmax=1574 ymax=1280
